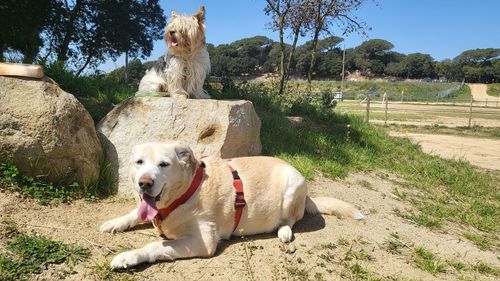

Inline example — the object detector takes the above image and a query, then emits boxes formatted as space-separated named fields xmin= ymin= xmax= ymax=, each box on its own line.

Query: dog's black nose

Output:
xmin=138 ymin=175 xmax=154 ymax=190
xmin=169 ymin=30 xmax=175 ymax=36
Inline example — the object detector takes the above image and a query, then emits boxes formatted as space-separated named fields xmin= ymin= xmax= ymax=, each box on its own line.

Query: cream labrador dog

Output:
xmin=100 ymin=142 xmax=364 ymax=269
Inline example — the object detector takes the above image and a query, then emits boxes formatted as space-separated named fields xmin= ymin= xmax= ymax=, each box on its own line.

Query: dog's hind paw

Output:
xmin=111 ymin=251 xmax=141 ymax=269
xmin=354 ymin=211 xmax=365 ymax=220
xmin=277 ymin=225 xmax=293 ymax=243
xmin=100 ymin=218 xmax=131 ymax=233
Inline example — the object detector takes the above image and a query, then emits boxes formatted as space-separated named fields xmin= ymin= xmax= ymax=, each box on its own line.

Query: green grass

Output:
xmin=44 ymin=61 xmax=134 ymax=122
xmin=0 ymin=162 xmax=79 ymax=205
xmin=0 ymin=158 xmax=114 ymax=205
xmin=463 ymin=232 xmax=492 ymax=251
xmin=472 ymin=262 xmax=500 ymax=276
xmin=321 ymin=243 xmax=337 ymax=250
xmin=381 ymin=232 xmax=499 ymax=277
xmin=395 ymin=210 xmax=444 ymax=229
xmin=286 ymin=266 xmax=309 ymax=281
xmin=413 ymin=247 xmax=448 ymax=275
xmin=487 ymin=83 xmax=500 ymax=97
xmin=383 ymin=233 xmax=407 ymax=255
xmin=0 ymin=221 xmax=89 ymax=280
xmin=90 ymin=261 xmax=135 ymax=281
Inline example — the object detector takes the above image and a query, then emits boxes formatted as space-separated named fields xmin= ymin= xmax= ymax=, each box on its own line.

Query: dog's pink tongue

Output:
xmin=138 ymin=194 xmax=158 ymax=221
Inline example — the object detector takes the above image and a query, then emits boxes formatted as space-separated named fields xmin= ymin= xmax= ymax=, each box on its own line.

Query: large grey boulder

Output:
xmin=0 ymin=76 xmax=102 ymax=185
xmin=97 ymin=97 xmax=261 ymax=195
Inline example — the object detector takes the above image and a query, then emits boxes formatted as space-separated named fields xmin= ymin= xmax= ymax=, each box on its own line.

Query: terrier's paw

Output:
xmin=171 ymin=90 xmax=189 ymax=99
xmin=110 ymin=251 xmax=141 ymax=269
xmin=277 ymin=225 xmax=293 ymax=243
xmin=100 ymin=217 xmax=131 ymax=233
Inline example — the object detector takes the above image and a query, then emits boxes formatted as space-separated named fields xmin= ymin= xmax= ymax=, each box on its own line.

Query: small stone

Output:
xmin=286 ymin=244 xmax=297 ymax=254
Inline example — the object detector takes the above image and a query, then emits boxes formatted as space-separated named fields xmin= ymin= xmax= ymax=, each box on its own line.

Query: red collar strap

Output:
xmin=152 ymin=162 xmax=246 ymax=235
xmin=153 ymin=162 xmax=205 ymax=232
xmin=229 ymin=165 xmax=246 ymax=233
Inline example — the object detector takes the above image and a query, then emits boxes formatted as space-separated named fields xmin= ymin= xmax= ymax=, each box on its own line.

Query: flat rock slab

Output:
xmin=97 ymin=97 xmax=261 ymax=195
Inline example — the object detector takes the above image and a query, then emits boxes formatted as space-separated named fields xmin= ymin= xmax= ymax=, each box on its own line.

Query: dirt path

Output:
xmin=1 ymin=173 xmax=498 ymax=280
xmin=390 ymin=132 xmax=500 ymax=170
xmin=469 ymin=83 xmax=500 ymax=102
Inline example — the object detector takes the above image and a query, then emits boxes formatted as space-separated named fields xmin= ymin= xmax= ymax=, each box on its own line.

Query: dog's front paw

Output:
xmin=100 ymin=218 xmax=131 ymax=233
xmin=171 ymin=90 xmax=189 ymax=99
xmin=277 ymin=225 xmax=293 ymax=243
xmin=110 ymin=251 xmax=141 ymax=269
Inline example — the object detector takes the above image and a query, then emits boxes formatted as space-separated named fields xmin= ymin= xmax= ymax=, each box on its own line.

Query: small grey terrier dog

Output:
xmin=138 ymin=6 xmax=210 ymax=99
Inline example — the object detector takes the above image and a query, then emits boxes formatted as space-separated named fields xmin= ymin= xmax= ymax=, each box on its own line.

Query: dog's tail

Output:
xmin=305 ymin=196 xmax=365 ymax=220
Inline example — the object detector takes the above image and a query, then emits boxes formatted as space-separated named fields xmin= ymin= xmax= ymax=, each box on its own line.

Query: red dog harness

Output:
xmin=152 ymin=162 xmax=246 ymax=235
xmin=229 ymin=165 xmax=246 ymax=233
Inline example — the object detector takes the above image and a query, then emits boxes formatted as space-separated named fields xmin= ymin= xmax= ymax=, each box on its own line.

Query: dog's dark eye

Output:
xmin=135 ymin=159 xmax=143 ymax=165
xmin=159 ymin=162 xmax=170 ymax=168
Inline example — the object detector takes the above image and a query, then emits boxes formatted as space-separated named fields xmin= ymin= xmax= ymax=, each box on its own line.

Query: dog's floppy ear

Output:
xmin=174 ymin=143 xmax=196 ymax=167
xmin=194 ymin=6 xmax=205 ymax=24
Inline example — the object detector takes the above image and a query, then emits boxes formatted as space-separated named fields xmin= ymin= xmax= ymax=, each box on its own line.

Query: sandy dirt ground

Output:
xmin=371 ymin=116 xmax=500 ymax=128
xmin=469 ymin=83 xmax=500 ymax=103
xmin=390 ymin=132 xmax=500 ymax=170
xmin=1 ymin=172 xmax=498 ymax=281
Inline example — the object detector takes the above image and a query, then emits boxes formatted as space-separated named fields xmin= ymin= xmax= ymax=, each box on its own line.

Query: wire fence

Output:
xmin=436 ymin=81 xmax=465 ymax=98
xmin=321 ymin=83 xmax=500 ymax=107
xmin=334 ymin=97 xmax=500 ymax=128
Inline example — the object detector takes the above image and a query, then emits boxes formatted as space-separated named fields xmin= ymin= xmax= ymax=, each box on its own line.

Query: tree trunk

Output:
xmin=285 ymin=28 xmax=300 ymax=81
xmin=56 ymin=0 xmax=84 ymax=62
xmin=75 ymin=54 xmax=93 ymax=77
xmin=124 ymin=49 xmax=129 ymax=83
xmin=0 ymin=46 xmax=4 ymax=62
xmin=307 ymin=27 xmax=321 ymax=94
xmin=278 ymin=14 xmax=286 ymax=96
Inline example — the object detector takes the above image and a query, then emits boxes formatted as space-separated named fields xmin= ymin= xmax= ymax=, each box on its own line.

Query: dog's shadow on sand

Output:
xmin=216 ymin=213 xmax=326 ymax=256
xmin=122 ymin=214 xmax=325 ymax=272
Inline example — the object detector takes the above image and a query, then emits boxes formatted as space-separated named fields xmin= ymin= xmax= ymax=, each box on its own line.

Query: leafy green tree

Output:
xmin=305 ymin=0 xmax=368 ymax=92
xmin=43 ymin=0 xmax=165 ymax=75
xmin=454 ymin=48 xmax=500 ymax=66
xmin=352 ymin=39 xmax=396 ymax=75
xmin=453 ymin=48 xmax=500 ymax=82
xmin=493 ymin=59 xmax=500 ymax=82
xmin=263 ymin=42 xmax=291 ymax=73
xmin=293 ymin=36 xmax=343 ymax=77
xmin=404 ymin=53 xmax=436 ymax=79
xmin=385 ymin=62 xmax=406 ymax=77
xmin=0 ymin=0 xmax=52 ymax=62
xmin=435 ymin=59 xmax=462 ymax=81
xmin=93 ymin=0 xmax=166 ymax=80
xmin=209 ymin=36 xmax=274 ymax=77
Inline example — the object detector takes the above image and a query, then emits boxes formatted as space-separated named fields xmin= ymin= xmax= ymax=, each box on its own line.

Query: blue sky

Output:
xmin=99 ymin=0 xmax=500 ymax=72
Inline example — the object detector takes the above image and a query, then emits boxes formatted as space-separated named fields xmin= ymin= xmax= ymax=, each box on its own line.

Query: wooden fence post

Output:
xmin=468 ymin=95 xmax=473 ymax=128
xmin=365 ymin=94 xmax=371 ymax=123
xmin=384 ymin=96 xmax=388 ymax=126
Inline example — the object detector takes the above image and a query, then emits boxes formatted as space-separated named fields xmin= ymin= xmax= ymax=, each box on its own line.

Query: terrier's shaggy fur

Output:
xmin=138 ymin=6 xmax=210 ymax=99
